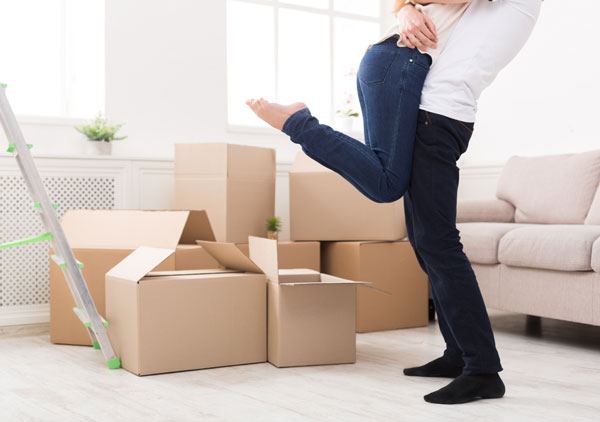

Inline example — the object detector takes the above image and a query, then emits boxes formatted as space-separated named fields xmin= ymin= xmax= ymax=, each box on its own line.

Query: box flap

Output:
xmin=196 ymin=241 xmax=263 ymax=274
xmin=248 ymin=236 xmax=279 ymax=283
xmin=290 ymin=151 xmax=329 ymax=174
xmin=106 ymin=246 xmax=174 ymax=283
xmin=61 ymin=210 xmax=191 ymax=249
xmin=145 ymin=269 xmax=239 ymax=277
xmin=178 ymin=210 xmax=216 ymax=243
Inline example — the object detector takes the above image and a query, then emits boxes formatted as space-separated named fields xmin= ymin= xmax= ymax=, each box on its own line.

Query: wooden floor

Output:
xmin=1 ymin=309 xmax=599 ymax=421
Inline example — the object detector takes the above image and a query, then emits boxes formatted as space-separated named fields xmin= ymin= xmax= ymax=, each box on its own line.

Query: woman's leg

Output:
xmin=247 ymin=38 xmax=430 ymax=203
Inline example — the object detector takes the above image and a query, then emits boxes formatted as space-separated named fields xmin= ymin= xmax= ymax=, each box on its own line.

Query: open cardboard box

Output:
xmin=289 ymin=151 xmax=406 ymax=241
xmin=235 ymin=240 xmax=320 ymax=271
xmin=50 ymin=209 xmax=219 ymax=346
xmin=199 ymin=236 xmax=374 ymax=368
xmin=105 ymin=246 xmax=267 ymax=376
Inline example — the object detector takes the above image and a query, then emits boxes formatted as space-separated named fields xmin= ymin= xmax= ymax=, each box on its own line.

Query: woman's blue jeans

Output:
xmin=282 ymin=35 xmax=431 ymax=203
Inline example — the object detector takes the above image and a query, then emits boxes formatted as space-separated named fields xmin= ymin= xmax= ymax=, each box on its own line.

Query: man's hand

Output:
xmin=397 ymin=4 xmax=438 ymax=51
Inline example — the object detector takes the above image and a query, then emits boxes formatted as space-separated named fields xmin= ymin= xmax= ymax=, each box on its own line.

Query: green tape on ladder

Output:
xmin=1 ymin=83 xmax=6 ymax=88
xmin=0 ymin=232 xmax=54 ymax=249
xmin=34 ymin=202 xmax=59 ymax=209
xmin=6 ymin=143 xmax=33 ymax=153
xmin=107 ymin=357 xmax=121 ymax=370
xmin=84 ymin=321 xmax=108 ymax=328
xmin=93 ymin=341 xmax=101 ymax=350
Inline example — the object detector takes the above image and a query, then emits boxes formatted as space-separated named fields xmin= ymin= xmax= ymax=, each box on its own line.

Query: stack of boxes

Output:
xmin=50 ymin=143 xmax=428 ymax=376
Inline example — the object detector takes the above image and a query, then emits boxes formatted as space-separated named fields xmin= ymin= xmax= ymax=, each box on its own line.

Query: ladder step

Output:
xmin=6 ymin=142 xmax=32 ymax=153
xmin=72 ymin=307 xmax=108 ymax=327
xmin=51 ymin=254 xmax=84 ymax=269
xmin=0 ymin=232 xmax=54 ymax=249
xmin=34 ymin=202 xmax=59 ymax=209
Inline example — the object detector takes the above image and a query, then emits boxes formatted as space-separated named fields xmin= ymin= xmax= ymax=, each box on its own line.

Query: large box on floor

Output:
xmin=50 ymin=209 xmax=218 ymax=346
xmin=321 ymin=240 xmax=428 ymax=332
xmin=174 ymin=143 xmax=276 ymax=243
xmin=289 ymin=152 xmax=406 ymax=241
xmin=235 ymin=240 xmax=320 ymax=271
xmin=106 ymin=247 xmax=267 ymax=376
xmin=199 ymin=236 xmax=367 ymax=368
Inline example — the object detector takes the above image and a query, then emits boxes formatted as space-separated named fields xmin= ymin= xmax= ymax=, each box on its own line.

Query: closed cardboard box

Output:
xmin=235 ymin=240 xmax=320 ymax=271
xmin=289 ymin=152 xmax=406 ymax=241
xmin=199 ymin=236 xmax=366 ymax=368
xmin=50 ymin=209 xmax=217 ymax=346
xmin=321 ymin=241 xmax=428 ymax=332
xmin=106 ymin=247 xmax=267 ymax=376
xmin=174 ymin=143 xmax=276 ymax=243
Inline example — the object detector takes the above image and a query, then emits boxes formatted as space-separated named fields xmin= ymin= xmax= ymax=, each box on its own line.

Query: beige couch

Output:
xmin=456 ymin=150 xmax=600 ymax=326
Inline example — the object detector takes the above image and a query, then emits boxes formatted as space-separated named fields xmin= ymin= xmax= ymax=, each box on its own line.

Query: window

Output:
xmin=0 ymin=0 xmax=105 ymax=119
xmin=226 ymin=0 xmax=383 ymax=130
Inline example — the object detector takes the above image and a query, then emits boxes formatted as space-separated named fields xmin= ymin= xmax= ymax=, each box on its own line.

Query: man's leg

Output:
xmin=406 ymin=110 xmax=504 ymax=404
xmin=402 ymin=189 xmax=464 ymax=378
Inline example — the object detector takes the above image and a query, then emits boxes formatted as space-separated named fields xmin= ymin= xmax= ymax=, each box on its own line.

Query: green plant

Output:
xmin=266 ymin=216 xmax=282 ymax=233
xmin=336 ymin=108 xmax=359 ymax=118
xmin=75 ymin=113 xmax=127 ymax=142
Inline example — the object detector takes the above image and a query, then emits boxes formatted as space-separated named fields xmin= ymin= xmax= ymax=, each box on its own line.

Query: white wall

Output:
xmin=461 ymin=0 xmax=600 ymax=167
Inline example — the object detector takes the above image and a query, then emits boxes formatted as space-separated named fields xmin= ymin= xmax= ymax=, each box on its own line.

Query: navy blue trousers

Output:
xmin=404 ymin=109 xmax=502 ymax=375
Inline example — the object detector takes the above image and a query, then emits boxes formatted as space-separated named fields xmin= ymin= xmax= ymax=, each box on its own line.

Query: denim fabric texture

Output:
xmin=282 ymin=35 xmax=431 ymax=203
xmin=404 ymin=110 xmax=503 ymax=375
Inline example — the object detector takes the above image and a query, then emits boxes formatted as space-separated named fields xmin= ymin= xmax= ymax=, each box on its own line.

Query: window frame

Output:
xmin=225 ymin=0 xmax=389 ymax=137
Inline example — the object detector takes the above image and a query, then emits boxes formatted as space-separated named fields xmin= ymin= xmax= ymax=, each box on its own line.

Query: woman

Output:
xmin=247 ymin=0 xmax=472 ymax=204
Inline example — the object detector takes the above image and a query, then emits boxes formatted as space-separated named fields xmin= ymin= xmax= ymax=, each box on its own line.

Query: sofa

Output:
xmin=456 ymin=150 xmax=600 ymax=326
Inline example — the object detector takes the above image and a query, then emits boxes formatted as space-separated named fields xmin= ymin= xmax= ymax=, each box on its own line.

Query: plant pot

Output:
xmin=336 ymin=116 xmax=354 ymax=133
xmin=86 ymin=140 xmax=112 ymax=156
xmin=267 ymin=231 xmax=279 ymax=240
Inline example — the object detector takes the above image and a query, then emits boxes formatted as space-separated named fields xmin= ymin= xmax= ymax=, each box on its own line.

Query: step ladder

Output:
xmin=0 ymin=83 xmax=120 ymax=369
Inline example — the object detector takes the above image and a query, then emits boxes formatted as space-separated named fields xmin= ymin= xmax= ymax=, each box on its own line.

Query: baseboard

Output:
xmin=0 ymin=304 xmax=50 ymax=326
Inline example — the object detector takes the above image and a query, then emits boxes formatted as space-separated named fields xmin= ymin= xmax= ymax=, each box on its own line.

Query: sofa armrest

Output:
xmin=456 ymin=199 xmax=515 ymax=223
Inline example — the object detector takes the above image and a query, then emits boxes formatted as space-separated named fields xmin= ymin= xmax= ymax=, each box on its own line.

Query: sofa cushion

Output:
xmin=585 ymin=185 xmax=600 ymax=225
xmin=456 ymin=199 xmax=515 ymax=223
xmin=458 ymin=222 xmax=526 ymax=264
xmin=498 ymin=225 xmax=600 ymax=271
xmin=496 ymin=150 xmax=600 ymax=224
xmin=592 ymin=237 xmax=600 ymax=273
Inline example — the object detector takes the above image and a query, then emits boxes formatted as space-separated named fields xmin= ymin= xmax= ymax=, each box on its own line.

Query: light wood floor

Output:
xmin=1 ymin=309 xmax=599 ymax=421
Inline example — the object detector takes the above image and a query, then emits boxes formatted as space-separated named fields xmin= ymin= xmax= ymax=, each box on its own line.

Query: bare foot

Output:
xmin=246 ymin=98 xmax=307 ymax=130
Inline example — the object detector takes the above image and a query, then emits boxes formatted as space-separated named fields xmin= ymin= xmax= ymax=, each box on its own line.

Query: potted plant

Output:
xmin=335 ymin=91 xmax=359 ymax=133
xmin=266 ymin=216 xmax=282 ymax=240
xmin=75 ymin=113 xmax=127 ymax=156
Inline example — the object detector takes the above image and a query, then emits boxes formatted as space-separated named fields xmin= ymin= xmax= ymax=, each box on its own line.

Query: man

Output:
xmin=397 ymin=0 xmax=542 ymax=405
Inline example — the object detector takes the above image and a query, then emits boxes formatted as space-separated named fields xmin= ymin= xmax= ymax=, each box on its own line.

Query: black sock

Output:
xmin=424 ymin=373 xmax=505 ymax=405
xmin=403 ymin=357 xmax=464 ymax=378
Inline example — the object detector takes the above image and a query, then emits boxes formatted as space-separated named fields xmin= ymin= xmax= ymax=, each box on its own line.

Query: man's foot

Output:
xmin=403 ymin=357 xmax=463 ymax=378
xmin=424 ymin=373 xmax=505 ymax=405
xmin=246 ymin=98 xmax=307 ymax=130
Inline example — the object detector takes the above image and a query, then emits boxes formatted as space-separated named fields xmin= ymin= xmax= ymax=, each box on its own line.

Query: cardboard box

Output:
xmin=106 ymin=246 xmax=267 ymax=376
xmin=235 ymin=240 xmax=320 ymax=271
xmin=174 ymin=143 xmax=276 ymax=243
xmin=199 ymin=236 xmax=366 ymax=368
xmin=321 ymin=240 xmax=428 ymax=332
xmin=289 ymin=151 xmax=406 ymax=241
xmin=50 ymin=209 xmax=218 ymax=346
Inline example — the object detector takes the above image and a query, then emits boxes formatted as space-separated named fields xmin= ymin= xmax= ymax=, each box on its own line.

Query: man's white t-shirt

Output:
xmin=420 ymin=0 xmax=542 ymax=123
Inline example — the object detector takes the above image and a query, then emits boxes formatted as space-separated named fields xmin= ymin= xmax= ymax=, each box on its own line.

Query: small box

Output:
xmin=321 ymin=240 xmax=429 ymax=332
xmin=50 ymin=209 xmax=217 ymax=346
xmin=289 ymin=152 xmax=406 ymax=241
xmin=174 ymin=143 xmax=276 ymax=243
xmin=199 ymin=236 xmax=368 ymax=368
xmin=106 ymin=246 xmax=267 ymax=376
xmin=235 ymin=240 xmax=320 ymax=271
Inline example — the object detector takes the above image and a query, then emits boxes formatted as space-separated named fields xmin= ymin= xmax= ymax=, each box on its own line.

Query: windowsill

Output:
xmin=15 ymin=115 xmax=88 ymax=127
xmin=226 ymin=124 xmax=365 ymax=141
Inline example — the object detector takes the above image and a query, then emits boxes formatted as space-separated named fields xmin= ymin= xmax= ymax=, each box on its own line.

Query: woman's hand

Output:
xmin=397 ymin=4 xmax=438 ymax=51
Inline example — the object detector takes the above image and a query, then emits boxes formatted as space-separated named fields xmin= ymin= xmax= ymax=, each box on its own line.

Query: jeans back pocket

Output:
xmin=358 ymin=48 xmax=398 ymax=86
